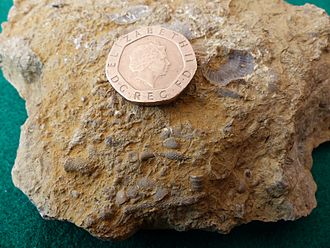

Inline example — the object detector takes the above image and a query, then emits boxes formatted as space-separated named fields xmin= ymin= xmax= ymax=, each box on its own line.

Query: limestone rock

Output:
xmin=1 ymin=0 xmax=329 ymax=241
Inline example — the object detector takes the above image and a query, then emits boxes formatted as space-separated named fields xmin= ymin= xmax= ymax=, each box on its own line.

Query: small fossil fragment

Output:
xmin=160 ymin=128 xmax=172 ymax=139
xmin=159 ymin=166 xmax=169 ymax=177
xmin=162 ymin=151 xmax=186 ymax=161
xmin=63 ymin=158 xmax=96 ymax=175
xmin=0 ymin=38 xmax=43 ymax=85
xmin=115 ymin=189 xmax=128 ymax=205
xmin=202 ymin=49 xmax=255 ymax=85
xmin=163 ymin=137 xmax=179 ymax=149
xmin=137 ymin=177 xmax=154 ymax=190
xmin=104 ymin=136 xmax=120 ymax=147
xmin=266 ymin=180 xmax=289 ymax=198
xmin=99 ymin=205 xmax=114 ymax=220
xmin=110 ymin=5 xmax=151 ymax=25
xmin=153 ymin=187 xmax=168 ymax=202
xmin=140 ymin=150 xmax=155 ymax=161
xmin=127 ymin=151 xmax=139 ymax=163
xmin=222 ymin=119 xmax=234 ymax=136
xmin=69 ymin=129 xmax=84 ymax=149
xmin=166 ymin=20 xmax=193 ymax=39
xmin=189 ymin=175 xmax=204 ymax=191
xmin=126 ymin=185 xmax=139 ymax=199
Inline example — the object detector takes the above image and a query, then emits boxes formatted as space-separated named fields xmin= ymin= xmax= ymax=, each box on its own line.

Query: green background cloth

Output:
xmin=0 ymin=0 xmax=329 ymax=247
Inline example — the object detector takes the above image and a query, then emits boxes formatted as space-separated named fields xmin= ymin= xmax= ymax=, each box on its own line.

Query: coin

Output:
xmin=105 ymin=26 xmax=197 ymax=105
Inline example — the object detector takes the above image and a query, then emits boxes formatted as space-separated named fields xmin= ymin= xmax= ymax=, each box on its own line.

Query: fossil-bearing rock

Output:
xmin=0 ymin=0 xmax=329 ymax=241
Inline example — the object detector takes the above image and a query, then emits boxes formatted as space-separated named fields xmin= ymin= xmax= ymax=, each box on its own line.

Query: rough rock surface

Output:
xmin=0 ymin=0 xmax=329 ymax=241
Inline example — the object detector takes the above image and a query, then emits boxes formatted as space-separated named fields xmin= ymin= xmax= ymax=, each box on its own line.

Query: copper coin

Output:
xmin=105 ymin=26 xmax=197 ymax=105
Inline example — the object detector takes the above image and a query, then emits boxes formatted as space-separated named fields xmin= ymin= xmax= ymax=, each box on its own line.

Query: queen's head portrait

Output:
xmin=129 ymin=42 xmax=170 ymax=89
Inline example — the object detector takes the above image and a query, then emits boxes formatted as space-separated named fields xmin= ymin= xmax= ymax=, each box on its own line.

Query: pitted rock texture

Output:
xmin=1 ymin=0 xmax=329 ymax=240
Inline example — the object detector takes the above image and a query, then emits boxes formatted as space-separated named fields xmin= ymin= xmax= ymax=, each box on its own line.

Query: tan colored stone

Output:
xmin=0 ymin=0 xmax=329 ymax=241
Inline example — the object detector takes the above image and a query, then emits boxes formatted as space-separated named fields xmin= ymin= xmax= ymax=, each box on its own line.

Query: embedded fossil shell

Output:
xmin=202 ymin=49 xmax=255 ymax=85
